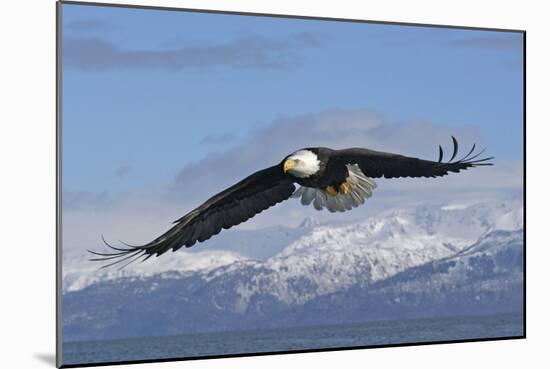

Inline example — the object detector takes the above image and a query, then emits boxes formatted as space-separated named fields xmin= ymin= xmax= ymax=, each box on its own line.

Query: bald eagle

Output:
xmin=90 ymin=137 xmax=492 ymax=268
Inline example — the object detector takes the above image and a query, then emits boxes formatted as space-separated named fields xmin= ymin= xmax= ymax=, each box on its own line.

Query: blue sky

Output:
xmin=62 ymin=3 xmax=523 ymax=194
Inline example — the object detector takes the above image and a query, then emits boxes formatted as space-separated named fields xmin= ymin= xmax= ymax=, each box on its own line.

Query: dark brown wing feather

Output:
xmin=89 ymin=164 xmax=295 ymax=268
xmin=333 ymin=137 xmax=493 ymax=179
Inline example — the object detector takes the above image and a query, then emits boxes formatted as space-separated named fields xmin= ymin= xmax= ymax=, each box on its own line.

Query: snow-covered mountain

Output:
xmin=62 ymin=199 xmax=524 ymax=341
xmin=63 ymin=199 xmax=521 ymax=292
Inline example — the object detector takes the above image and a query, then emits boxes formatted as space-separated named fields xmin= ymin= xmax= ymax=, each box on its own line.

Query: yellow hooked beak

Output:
xmin=283 ymin=159 xmax=297 ymax=173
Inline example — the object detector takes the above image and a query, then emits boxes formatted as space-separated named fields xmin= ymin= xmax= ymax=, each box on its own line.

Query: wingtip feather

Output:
xmin=449 ymin=136 xmax=459 ymax=162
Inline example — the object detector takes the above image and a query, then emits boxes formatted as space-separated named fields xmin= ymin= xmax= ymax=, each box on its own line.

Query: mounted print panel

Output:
xmin=57 ymin=1 xmax=525 ymax=367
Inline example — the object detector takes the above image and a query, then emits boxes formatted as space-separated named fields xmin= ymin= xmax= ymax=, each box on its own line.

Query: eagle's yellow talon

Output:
xmin=325 ymin=186 xmax=338 ymax=196
xmin=339 ymin=182 xmax=350 ymax=194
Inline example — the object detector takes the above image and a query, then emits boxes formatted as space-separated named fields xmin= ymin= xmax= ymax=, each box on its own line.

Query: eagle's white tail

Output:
xmin=291 ymin=164 xmax=377 ymax=212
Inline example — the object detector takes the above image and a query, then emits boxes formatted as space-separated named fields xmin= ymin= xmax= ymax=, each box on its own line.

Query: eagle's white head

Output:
xmin=283 ymin=150 xmax=320 ymax=178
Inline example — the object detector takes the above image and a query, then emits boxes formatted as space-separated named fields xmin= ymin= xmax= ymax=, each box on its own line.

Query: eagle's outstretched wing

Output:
xmin=334 ymin=137 xmax=493 ymax=179
xmin=89 ymin=164 xmax=295 ymax=268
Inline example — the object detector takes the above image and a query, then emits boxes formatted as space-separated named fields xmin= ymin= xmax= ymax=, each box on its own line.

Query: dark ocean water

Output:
xmin=63 ymin=313 xmax=523 ymax=366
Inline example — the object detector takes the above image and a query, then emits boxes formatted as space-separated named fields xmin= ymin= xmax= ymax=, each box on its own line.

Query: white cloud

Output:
xmin=170 ymin=109 xmax=483 ymax=199
xmin=64 ymin=33 xmax=322 ymax=71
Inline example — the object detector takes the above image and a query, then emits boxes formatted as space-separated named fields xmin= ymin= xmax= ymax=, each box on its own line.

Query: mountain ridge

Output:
xmin=62 ymin=200 xmax=524 ymax=341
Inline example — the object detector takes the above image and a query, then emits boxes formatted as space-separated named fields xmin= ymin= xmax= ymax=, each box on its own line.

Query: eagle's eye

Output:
xmin=283 ymin=150 xmax=320 ymax=177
